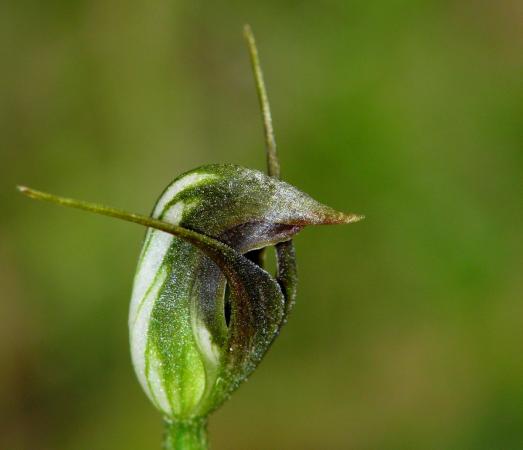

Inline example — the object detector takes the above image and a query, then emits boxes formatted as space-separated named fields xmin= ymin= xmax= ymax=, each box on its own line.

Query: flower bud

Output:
xmin=129 ymin=164 xmax=362 ymax=420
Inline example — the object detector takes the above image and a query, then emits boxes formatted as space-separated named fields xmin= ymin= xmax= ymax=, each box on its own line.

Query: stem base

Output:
xmin=163 ymin=417 xmax=208 ymax=450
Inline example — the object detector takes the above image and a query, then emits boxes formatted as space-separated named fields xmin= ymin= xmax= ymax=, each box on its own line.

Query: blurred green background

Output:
xmin=1 ymin=1 xmax=522 ymax=449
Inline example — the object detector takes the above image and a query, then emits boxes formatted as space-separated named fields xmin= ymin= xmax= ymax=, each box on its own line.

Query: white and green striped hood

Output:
xmin=129 ymin=164 xmax=359 ymax=420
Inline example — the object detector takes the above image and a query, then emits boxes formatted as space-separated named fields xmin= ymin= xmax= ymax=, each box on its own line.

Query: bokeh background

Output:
xmin=1 ymin=1 xmax=522 ymax=449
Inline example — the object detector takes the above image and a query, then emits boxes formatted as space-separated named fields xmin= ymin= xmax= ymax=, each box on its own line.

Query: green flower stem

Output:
xmin=163 ymin=418 xmax=208 ymax=450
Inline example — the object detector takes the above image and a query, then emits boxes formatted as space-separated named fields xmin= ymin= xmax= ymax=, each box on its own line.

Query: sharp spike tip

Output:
xmin=346 ymin=213 xmax=365 ymax=224
xmin=321 ymin=211 xmax=365 ymax=225
xmin=17 ymin=185 xmax=37 ymax=198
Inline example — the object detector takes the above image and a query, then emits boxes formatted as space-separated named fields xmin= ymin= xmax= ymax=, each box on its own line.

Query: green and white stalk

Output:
xmin=18 ymin=25 xmax=363 ymax=450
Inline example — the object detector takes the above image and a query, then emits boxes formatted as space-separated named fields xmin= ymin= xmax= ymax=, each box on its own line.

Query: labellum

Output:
xmin=18 ymin=25 xmax=363 ymax=450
